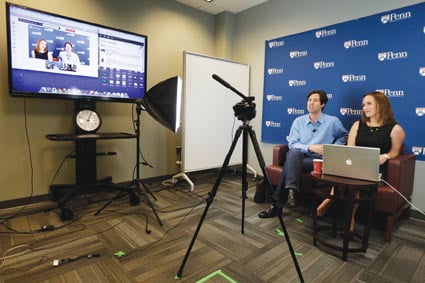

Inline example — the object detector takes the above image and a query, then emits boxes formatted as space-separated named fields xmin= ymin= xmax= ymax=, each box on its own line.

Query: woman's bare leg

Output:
xmin=317 ymin=187 xmax=334 ymax=216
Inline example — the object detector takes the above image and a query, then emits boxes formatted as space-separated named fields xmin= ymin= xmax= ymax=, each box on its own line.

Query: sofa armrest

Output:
xmin=272 ymin=144 xmax=289 ymax=166
xmin=385 ymin=153 xmax=416 ymax=199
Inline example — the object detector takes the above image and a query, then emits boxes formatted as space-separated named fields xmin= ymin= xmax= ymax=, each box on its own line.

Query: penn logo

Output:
xmin=344 ymin=39 xmax=368 ymax=49
xmin=416 ymin=107 xmax=425 ymax=117
xmin=340 ymin=108 xmax=362 ymax=115
xmin=289 ymin=50 xmax=308 ymax=58
xmin=268 ymin=68 xmax=284 ymax=75
xmin=268 ymin=40 xmax=285 ymax=48
xmin=313 ymin=61 xmax=335 ymax=69
xmin=342 ymin=74 xmax=367 ymax=82
xmin=265 ymin=120 xmax=281 ymax=127
xmin=287 ymin=108 xmax=304 ymax=115
xmin=376 ymin=89 xmax=405 ymax=97
xmin=378 ymin=51 xmax=408 ymax=61
xmin=419 ymin=67 xmax=425 ymax=76
xmin=315 ymin=29 xmax=336 ymax=38
xmin=412 ymin=146 xmax=423 ymax=155
xmin=381 ymin=11 xmax=411 ymax=24
xmin=266 ymin=94 xmax=283 ymax=101
xmin=288 ymin=80 xmax=307 ymax=87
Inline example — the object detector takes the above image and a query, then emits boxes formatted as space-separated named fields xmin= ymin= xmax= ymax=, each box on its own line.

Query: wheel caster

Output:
xmin=60 ymin=207 xmax=74 ymax=221
xmin=130 ymin=193 xmax=140 ymax=206
xmin=49 ymin=191 xmax=64 ymax=202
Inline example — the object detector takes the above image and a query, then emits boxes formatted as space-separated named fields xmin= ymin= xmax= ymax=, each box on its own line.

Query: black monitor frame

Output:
xmin=6 ymin=2 xmax=147 ymax=103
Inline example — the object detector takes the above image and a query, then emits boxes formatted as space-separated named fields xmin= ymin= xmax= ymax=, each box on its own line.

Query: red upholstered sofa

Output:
xmin=266 ymin=144 xmax=416 ymax=242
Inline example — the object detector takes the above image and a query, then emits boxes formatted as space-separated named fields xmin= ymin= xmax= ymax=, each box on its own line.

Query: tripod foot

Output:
xmin=175 ymin=274 xmax=181 ymax=280
xmin=129 ymin=193 xmax=140 ymax=206
xmin=60 ymin=206 xmax=74 ymax=221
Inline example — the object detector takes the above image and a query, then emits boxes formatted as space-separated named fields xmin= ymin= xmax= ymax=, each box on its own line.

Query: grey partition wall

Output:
xmin=182 ymin=52 xmax=250 ymax=172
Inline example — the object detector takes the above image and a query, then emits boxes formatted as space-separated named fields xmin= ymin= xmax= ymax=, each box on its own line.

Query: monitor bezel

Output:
xmin=6 ymin=2 xmax=147 ymax=103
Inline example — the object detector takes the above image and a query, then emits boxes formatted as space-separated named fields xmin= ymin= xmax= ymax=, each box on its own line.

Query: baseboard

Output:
xmin=0 ymin=169 xmax=254 ymax=213
xmin=0 ymin=174 xmax=175 ymax=212
xmin=410 ymin=209 xmax=425 ymax=221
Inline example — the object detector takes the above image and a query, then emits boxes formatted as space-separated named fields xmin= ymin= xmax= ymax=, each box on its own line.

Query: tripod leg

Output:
xmin=139 ymin=181 xmax=157 ymax=201
xmin=94 ymin=191 xmax=127 ymax=216
xmin=176 ymin=127 xmax=243 ymax=279
xmin=142 ymin=193 xmax=163 ymax=226
xmin=136 ymin=182 xmax=163 ymax=226
xmin=247 ymin=127 xmax=304 ymax=282
xmin=277 ymin=212 xmax=305 ymax=282
xmin=241 ymin=127 xmax=249 ymax=234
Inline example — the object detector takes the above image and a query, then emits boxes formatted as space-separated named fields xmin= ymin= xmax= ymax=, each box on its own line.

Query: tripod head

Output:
xmin=233 ymin=99 xmax=256 ymax=122
xmin=212 ymin=74 xmax=256 ymax=122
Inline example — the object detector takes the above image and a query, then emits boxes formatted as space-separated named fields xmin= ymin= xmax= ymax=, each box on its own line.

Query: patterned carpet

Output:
xmin=1 ymin=171 xmax=424 ymax=282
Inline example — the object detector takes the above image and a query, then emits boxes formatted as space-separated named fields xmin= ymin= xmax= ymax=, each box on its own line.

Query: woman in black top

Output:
xmin=317 ymin=91 xmax=405 ymax=233
xmin=31 ymin=39 xmax=52 ymax=61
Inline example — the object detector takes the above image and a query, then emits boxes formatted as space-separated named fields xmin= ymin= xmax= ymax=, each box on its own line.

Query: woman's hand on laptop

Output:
xmin=379 ymin=154 xmax=390 ymax=165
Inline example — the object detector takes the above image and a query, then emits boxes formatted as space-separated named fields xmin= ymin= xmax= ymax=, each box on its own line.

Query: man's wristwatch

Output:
xmin=384 ymin=154 xmax=390 ymax=160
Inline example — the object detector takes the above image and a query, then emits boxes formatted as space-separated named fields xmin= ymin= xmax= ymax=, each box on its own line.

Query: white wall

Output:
xmin=232 ymin=0 xmax=425 ymax=212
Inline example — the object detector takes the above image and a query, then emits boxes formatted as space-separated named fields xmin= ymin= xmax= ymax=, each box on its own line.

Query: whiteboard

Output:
xmin=182 ymin=52 xmax=250 ymax=172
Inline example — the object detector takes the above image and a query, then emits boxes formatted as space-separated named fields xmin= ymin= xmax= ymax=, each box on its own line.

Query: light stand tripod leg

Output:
xmin=134 ymin=103 xmax=162 ymax=226
xmin=134 ymin=180 xmax=163 ymax=226
xmin=176 ymin=127 xmax=243 ymax=279
xmin=247 ymin=127 xmax=304 ymax=282
xmin=139 ymin=181 xmax=157 ymax=201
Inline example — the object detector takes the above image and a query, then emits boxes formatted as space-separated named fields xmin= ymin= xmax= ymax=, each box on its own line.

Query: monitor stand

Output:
xmin=48 ymin=100 xmax=140 ymax=221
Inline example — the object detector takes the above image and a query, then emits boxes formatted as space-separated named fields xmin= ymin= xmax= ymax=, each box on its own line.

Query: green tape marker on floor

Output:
xmin=114 ymin=251 xmax=126 ymax=257
xmin=275 ymin=228 xmax=285 ymax=237
xmin=196 ymin=269 xmax=237 ymax=283
xmin=296 ymin=218 xmax=304 ymax=223
xmin=295 ymin=252 xmax=303 ymax=256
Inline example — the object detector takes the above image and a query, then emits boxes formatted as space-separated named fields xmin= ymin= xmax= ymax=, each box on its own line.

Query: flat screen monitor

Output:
xmin=6 ymin=3 xmax=147 ymax=103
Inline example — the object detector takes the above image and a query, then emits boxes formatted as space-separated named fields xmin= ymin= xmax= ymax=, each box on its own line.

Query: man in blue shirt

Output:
xmin=259 ymin=90 xmax=348 ymax=218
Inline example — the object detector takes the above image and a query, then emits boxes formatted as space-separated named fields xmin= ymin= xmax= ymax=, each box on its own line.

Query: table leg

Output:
xmin=313 ymin=196 xmax=318 ymax=246
xmin=342 ymin=187 xmax=356 ymax=261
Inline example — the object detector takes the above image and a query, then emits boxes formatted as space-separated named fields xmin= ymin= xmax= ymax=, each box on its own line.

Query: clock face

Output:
xmin=75 ymin=109 xmax=101 ymax=132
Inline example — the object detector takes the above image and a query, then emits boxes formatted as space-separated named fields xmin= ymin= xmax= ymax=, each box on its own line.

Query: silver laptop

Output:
xmin=323 ymin=144 xmax=380 ymax=182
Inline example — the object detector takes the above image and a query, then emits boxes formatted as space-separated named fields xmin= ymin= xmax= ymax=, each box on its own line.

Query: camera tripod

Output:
xmin=175 ymin=74 xmax=303 ymax=282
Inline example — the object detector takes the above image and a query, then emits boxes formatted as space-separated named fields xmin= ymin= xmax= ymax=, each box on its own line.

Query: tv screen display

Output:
xmin=6 ymin=3 xmax=147 ymax=102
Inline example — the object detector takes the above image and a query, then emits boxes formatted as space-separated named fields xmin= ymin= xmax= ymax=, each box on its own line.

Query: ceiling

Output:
xmin=175 ymin=0 xmax=270 ymax=15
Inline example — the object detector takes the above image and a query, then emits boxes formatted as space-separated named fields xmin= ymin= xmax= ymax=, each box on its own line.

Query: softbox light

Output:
xmin=141 ymin=76 xmax=182 ymax=132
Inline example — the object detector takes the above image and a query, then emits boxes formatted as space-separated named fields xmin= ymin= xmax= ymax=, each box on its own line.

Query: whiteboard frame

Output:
xmin=182 ymin=51 xmax=250 ymax=172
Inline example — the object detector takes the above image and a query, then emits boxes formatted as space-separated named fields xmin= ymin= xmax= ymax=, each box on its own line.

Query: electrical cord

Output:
xmin=0 ymin=99 xmax=35 ymax=225
xmin=121 ymin=199 xmax=203 ymax=258
xmin=49 ymin=150 xmax=74 ymax=186
xmin=0 ymin=213 xmax=85 ymax=235
xmin=0 ymin=245 xmax=32 ymax=270
xmin=131 ymin=104 xmax=153 ymax=168
xmin=0 ymin=189 xmax=205 ymax=274
xmin=380 ymin=179 xmax=425 ymax=216
xmin=46 ymin=150 xmax=75 ymax=201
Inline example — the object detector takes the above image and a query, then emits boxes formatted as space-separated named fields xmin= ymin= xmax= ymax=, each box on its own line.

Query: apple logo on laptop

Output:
xmin=345 ymin=158 xmax=352 ymax=166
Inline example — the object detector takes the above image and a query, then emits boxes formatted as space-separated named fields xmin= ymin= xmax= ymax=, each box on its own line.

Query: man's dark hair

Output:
xmin=307 ymin=90 xmax=328 ymax=110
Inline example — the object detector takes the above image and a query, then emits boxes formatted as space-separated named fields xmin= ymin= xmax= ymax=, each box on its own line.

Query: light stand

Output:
xmin=94 ymin=102 xmax=162 ymax=226
xmin=131 ymin=102 xmax=163 ymax=226
xmin=96 ymin=76 xmax=182 ymax=223
xmin=175 ymin=75 xmax=304 ymax=282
